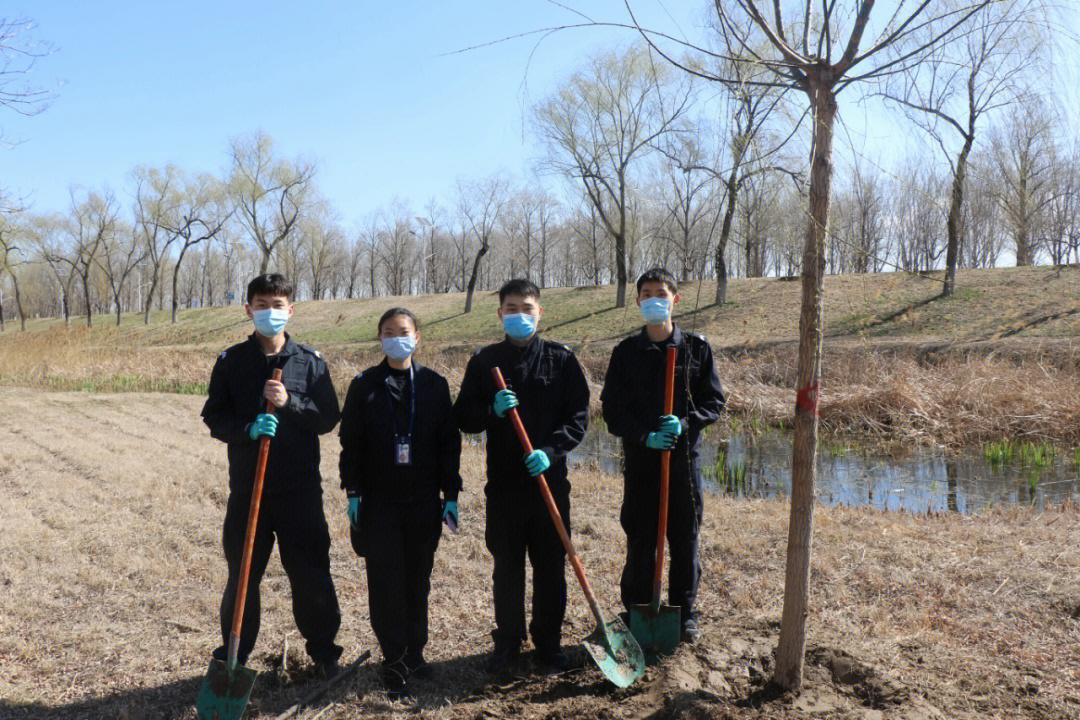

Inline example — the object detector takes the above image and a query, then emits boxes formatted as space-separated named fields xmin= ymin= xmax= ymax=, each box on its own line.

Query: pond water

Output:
xmin=567 ymin=427 xmax=1080 ymax=514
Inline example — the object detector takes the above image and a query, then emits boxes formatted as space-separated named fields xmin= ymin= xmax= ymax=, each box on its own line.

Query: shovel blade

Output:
xmin=582 ymin=615 xmax=646 ymax=688
xmin=196 ymin=659 xmax=257 ymax=720
xmin=628 ymin=602 xmax=682 ymax=665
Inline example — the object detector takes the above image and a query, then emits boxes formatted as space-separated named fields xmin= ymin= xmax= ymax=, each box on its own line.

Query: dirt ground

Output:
xmin=1 ymin=388 xmax=1078 ymax=720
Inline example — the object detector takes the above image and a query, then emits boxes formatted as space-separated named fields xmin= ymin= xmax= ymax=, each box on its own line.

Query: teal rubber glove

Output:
xmin=658 ymin=415 xmax=683 ymax=437
xmin=442 ymin=500 xmax=458 ymax=525
xmin=248 ymin=413 xmax=278 ymax=440
xmin=347 ymin=497 xmax=360 ymax=530
xmin=493 ymin=389 xmax=518 ymax=418
xmin=646 ymin=431 xmax=677 ymax=450
xmin=524 ymin=449 xmax=551 ymax=477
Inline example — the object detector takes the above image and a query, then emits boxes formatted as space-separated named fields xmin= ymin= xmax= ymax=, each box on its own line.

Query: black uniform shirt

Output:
xmin=339 ymin=360 xmax=462 ymax=505
xmin=201 ymin=333 xmax=341 ymax=494
xmin=453 ymin=334 xmax=589 ymax=497
xmin=600 ymin=325 xmax=726 ymax=477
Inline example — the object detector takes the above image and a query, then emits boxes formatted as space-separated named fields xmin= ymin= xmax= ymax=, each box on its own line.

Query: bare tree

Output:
xmin=95 ymin=220 xmax=147 ymax=326
xmin=992 ymin=98 xmax=1059 ymax=266
xmin=881 ymin=0 xmax=1043 ymax=294
xmin=458 ymin=175 xmax=509 ymax=313
xmin=535 ymin=44 xmax=695 ymax=307
xmin=0 ymin=16 xmax=58 ymax=127
xmin=160 ymin=174 xmax=233 ymax=322
xmin=0 ymin=215 xmax=27 ymax=330
xmin=628 ymin=0 xmax=1001 ymax=689
xmin=229 ymin=131 xmax=316 ymax=274
xmin=66 ymin=187 xmax=119 ymax=328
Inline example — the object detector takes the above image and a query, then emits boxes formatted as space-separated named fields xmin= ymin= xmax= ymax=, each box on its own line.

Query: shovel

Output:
xmin=197 ymin=368 xmax=282 ymax=720
xmin=628 ymin=346 xmax=681 ymax=665
xmin=491 ymin=367 xmax=645 ymax=688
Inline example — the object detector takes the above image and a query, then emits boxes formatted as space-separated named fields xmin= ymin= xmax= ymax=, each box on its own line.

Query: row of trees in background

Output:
xmin=1 ymin=104 xmax=1075 ymax=329
xmin=0 ymin=2 xmax=1071 ymax=331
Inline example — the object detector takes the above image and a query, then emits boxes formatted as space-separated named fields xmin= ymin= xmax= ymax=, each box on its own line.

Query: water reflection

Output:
xmin=568 ymin=428 xmax=1080 ymax=514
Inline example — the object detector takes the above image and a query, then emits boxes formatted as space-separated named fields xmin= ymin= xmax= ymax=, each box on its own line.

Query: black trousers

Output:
xmin=361 ymin=499 xmax=442 ymax=667
xmin=619 ymin=467 xmax=703 ymax=625
xmin=485 ymin=487 xmax=569 ymax=653
xmin=217 ymin=487 xmax=342 ymax=665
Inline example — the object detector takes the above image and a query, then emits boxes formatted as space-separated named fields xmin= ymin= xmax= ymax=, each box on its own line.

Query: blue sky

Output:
xmin=2 ymin=1 xmax=712 ymax=226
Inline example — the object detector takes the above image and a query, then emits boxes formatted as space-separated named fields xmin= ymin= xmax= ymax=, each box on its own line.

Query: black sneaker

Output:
xmin=381 ymin=662 xmax=410 ymax=700
xmin=405 ymin=651 xmax=434 ymax=680
xmin=484 ymin=646 xmax=520 ymax=675
xmin=681 ymin=617 xmax=702 ymax=644
xmin=536 ymin=648 xmax=571 ymax=672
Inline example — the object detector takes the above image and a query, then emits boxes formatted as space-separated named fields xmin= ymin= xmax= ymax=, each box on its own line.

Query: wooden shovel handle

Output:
xmin=492 ymin=367 xmax=609 ymax=630
xmin=652 ymin=346 xmax=677 ymax=608
xmin=228 ymin=367 xmax=282 ymax=666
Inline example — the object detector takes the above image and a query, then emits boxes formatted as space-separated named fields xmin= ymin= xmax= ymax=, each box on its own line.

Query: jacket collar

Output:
xmin=376 ymin=357 xmax=424 ymax=376
xmin=634 ymin=324 xmax=683 ymax=349
xmin=501 ymin=332 xmax=542 ymax=357
xmin=245 ymin=331 xmax=301 ymax=358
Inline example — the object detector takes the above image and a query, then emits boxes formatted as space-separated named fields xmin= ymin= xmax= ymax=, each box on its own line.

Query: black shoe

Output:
xmin=536 ymin=648 xmax=571 ymax=672
xmin=311 ymin=660 xmax=341 ymax=681
xmin=681 ymin=617 xmax=702 ymax=644
xmin=405 ymin=651 xmax=433 ymax=680
xmin=484 ymin=646 xmax=520 ymax=675
xmin=381 ymin=663 xmax=410 ymax=700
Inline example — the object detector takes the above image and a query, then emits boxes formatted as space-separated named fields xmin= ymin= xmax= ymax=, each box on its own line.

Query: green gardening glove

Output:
xmin=645 ymin=431 xmax=677 ymax=450
xmin=657 ymin=414 xmax=683 ymax=437
xmin=524 ymin=449 xmax=550 ymax=477
xmin=442 ymin=500 xmax=458 ymax=525
xmin=493 ymin=389 xmax=518 ymax=418
xmin=248 ymin=413 xmax=278 ymax=440
xmin=347 ymin=497 xmax=360 ymax=530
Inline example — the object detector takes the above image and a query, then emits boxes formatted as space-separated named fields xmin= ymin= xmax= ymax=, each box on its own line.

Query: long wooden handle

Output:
xmin=652 ymin=346 xmax=677 ymax=609
xmin=492 ymin=368 xmax=609 ymax=630
xmin=228 ymin=367 xmax=282 ymax=668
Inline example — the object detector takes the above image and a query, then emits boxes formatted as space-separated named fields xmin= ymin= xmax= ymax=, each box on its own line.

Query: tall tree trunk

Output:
xmin=774 ymin=80 xmax=837 ymax=693
xmin=62 ymin=288 xmax=70 ymax=326
xmin=259 ymin=249 xmax=270 ymax=275
xmin=464 ymin=241 xmax=488 ymax=313
xmin=614 ymin=231 xmax=627 ymax=308
xmin=943 ymin=136 xmax=974 ymax=297
xmin=83 ymin=275 xmax=94 ymax=328
xmin=144 ymin=270 xmax=159 ymax=325
xmin=172 ymin=248 xmax=189 ymax=324
xmin=13 ymin=274 xmax=24 ymax=331
xmin=115 ymin=291 xmax=122 ymax=327
xmin=716 ymin=171 xmax=740 ymax=304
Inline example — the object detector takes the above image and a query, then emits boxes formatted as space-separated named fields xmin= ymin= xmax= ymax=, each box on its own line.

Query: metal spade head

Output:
xmin=628 ymin=601 xmax=682 ymax=665
xmin=582 ymin=614 xmax=646 ymax=688
xmin=196 ymin=658 xmax=257 ymax=720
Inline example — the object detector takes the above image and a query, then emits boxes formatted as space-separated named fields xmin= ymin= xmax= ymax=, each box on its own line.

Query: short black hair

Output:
xmin=498 ymin=278 xmax=540 ymax=305
xmin=636 ymin=268 xmax=678 ymax=295
xmin=247 ymin=273 xmax=294 ymax=304
xmin=377 ymin=307 xmax=420 ymax=335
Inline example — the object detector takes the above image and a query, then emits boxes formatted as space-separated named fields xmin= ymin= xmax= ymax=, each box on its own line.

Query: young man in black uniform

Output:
xmin=339 ymin=307 xmax=462 ymax=698
xmin=600 ymin=268 xmax=725 ymax=643
xmin=201 ymin=273 xmax=343 ymax=675
xmin=453 ymin=279 xmax=590 ymax=674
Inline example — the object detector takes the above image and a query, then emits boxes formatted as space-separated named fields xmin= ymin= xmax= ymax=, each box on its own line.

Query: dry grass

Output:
xmin=1 ymin=388 xmax=1078 ymax=719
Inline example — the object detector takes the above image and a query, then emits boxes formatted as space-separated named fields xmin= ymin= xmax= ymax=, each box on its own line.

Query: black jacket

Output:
xmin=453 ymin=334 xmax=589 ymax=497
xmin=201 ymin=333 xmax=341 ymax=494
xmin=600 ymin=325 xmax=726 ymax=481
xmin=339 ymin=360 xmax=462 ymax=505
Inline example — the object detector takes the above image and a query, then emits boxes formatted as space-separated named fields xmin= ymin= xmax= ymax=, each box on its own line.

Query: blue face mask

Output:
xmin=381 ymin=336 xmax=416 ymax=361
xmin=640 ymin=297 xmax=671 ymax=325
xmin=252 ymin=308 xmax=289 ymax=337
xmin=502 ymin=313 xmax=538 ymax=341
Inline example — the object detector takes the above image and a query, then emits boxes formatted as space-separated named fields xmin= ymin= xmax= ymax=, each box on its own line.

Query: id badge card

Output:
xmin=395 ymin=438 xmax=412 ymax=466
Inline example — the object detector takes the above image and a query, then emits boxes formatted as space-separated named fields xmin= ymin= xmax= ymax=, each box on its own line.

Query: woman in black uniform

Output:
xmin=339 ymin=307 xmax=462 ymax=698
